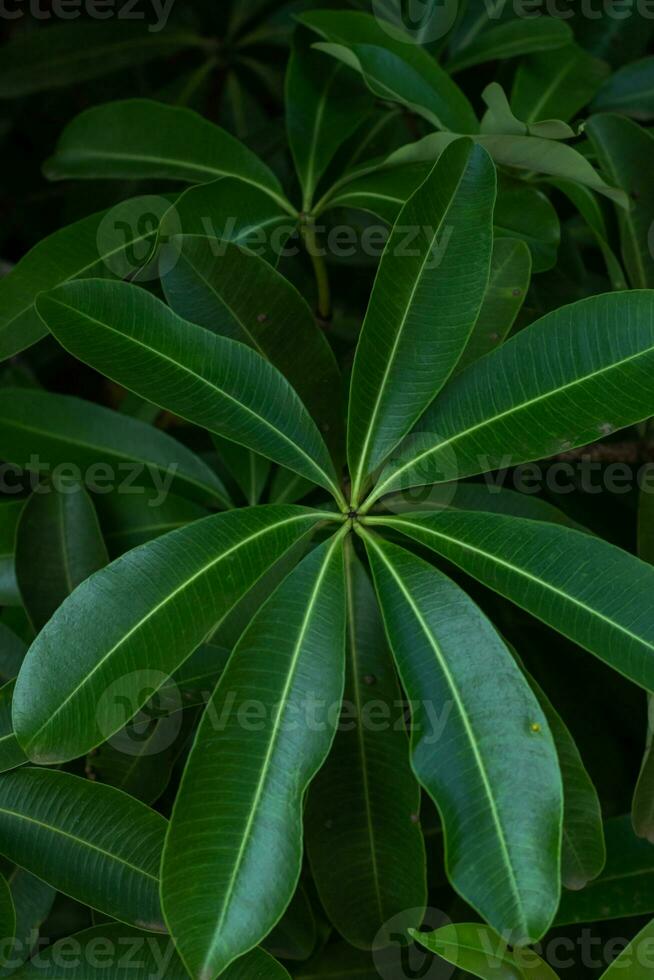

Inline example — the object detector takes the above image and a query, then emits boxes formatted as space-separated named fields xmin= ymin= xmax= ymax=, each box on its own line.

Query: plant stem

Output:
xmin=301 ymin=219 xmax=331 ymax=320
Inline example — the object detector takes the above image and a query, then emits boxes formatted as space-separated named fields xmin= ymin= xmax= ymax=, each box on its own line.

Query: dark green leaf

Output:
xmin=447 ymin=17 xmax=572 ymax=74
xmin=592 ymin=56 xmax=654 ymax=119
xmin=0 ymin=502 xmax=22 ymax=608
xmin=512 ymin=45 xmax=609 ymax=123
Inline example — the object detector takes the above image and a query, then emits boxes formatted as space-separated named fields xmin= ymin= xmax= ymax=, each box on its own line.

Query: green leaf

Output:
xmin=0 ymin=869 xmax=54 ymax=979
xmin=162 ymin=531 xmax=347 ymax=980
xmin=12 ymin=925 xmax=291 ymax=980
xmin=0 ymin=681 xmax=27 ymax=775
xmin=411 ymin=922 xmax=558 ymax=980
xmin=0 ymin=623 xmax=26 ymax=684
xmin=592 ymin=56 xmax=654 ymax=119
xmin=15 ymin=483 xmax=108 ymax=632
xmin=0 ymin=388 xmax=229 ymax=509
xmin=556 ymin=816 xmax=654 ymax=924
xmin=0 ymin=195 xmax=175 ymax=361
xmin=373 ymin=510 xmax=654 ymax=692
xmin=298 ymin=9 xmax=477 ymax=133
xmin=585 ymin=114 xmax=654 ymax=288
xmin=633 ymin=489 xmax=654 ymax=842
xmin=160 ymin=237 xmax=344 ymax=458
xmin=95 ymin=490 xmax=209 ymax=557
xmin=286 ymin=30 xmax=372 ymax=209
xmin=494 ymin=179 xmax=560 ymax=274
xmin=305 ymin=542 xmax=426 ymax=949
xmin=550 ymin=179 xmax=627 ymax=290
xmin=44 ymin=99 xmax=291 ymax=210
xmin=263 ymin=884 xmax=316 ymax=962
xmin=348 ymin=140 xmax=496 ymax=504
xmin=213 ymin=437 xmax=271 ymax=507
xmin=0 ymin=502 xmax=22 ymax=608
xmin=37 ymin=280 xmax=343 ymax=503
xmin=512 ymin=45 xmax=609 ymax=124
xmin=0 ymin=21 xmax=205 ymax=98
xmin=365 ymin=292 xmax=654 ymax=506
xmin=12 ymin=505 xmax=331 ymax=764
xmin=0 ymin=768 xmax=166 ymax=930
xmin=0 ymin=872 xmax=14 ymax=949
xmin=600 ymin=918 xmax=654 ymax=979
xmin=447 ymin=17 xmax=572 ymax=74
xmin=456 ymin=238 xmax=530 ymax=373
xmin=361 ymin=530 xmax=562 ymax=944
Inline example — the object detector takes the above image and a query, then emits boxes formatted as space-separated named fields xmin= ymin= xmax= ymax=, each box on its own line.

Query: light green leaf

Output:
xmin=373 ymin=510 xmax=654 ymax=692
xmin=362 ymin=531 xmax=562 ymax=944
xmin=305 ymin=541 xmax=426 ymax=949
xmin=411 ymin=922 xmax=558 ymax=980
xmin=447 ymin=17 xmax=572 ymax=74
xmin=512 ymin=45 xmax=609 ymax=124
xmin=15 ymin=483 xmax=108 ymax=632
xmin=348 ymin=139 xmax=496 ymax=504
xmin=592 ymin=56 xmax=654 ymax=119
xmin=0 ymin=768 xmax=166 ymax=930
xmin=0 ymin=388 xmax=229 ymax=509
xmin=36 ymin=280 xmax=343 ymax=503
xmin=365 ymin=292 xmax=654 ymax=506
xmin=44 ymin=99 xmax=291 ymax=211
xmin=585 ymin=114 xmax=654 ymax=288
xmin=600 ymin=918 xmax=654 ymax=979
xmin=12 ymin=506 xmax=332 ymax=763
xmin=162 ymin=531 xmax=347 ymax=979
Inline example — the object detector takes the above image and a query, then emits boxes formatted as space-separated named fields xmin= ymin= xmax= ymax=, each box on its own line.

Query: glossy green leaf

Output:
xmin=633 ymin=490 xmax=654 ymax=842
xmin=286 ymin=31 xmax=372 ymax=209
xmin=456 ymin=238 xmax=530 ymax=373
xmin=95 ymin=490 xmax=209 ymax=557
xmin=13 ymin=506 xmax=331 ymax=764
xmin=213 ymin=437 xmax=271 ymax=507
xmin=374 ymin=510 xmax=654 ymax=691
xmin=512 ymin=45 xmax=609 ymax=124
xmin=0 ymin=195 xmax=175 ymax=362
xmin=592 ymin=56 xmax=654 ymax=119
xmin=556 ymin=816 xmax=654 ymax=924
xmin=600 ymin=918 xmax=654 ymax=979
xmin=299 ymin=10 xmax=477 ymax=133
xmin=365 ymin=292 xmax=654 ymax=505
xmin=585 ymin=114 xmax=654 ymax=288
xmin=160 ymin=236 xmax=344 ymax=457
xmin=411 ymin=922 xmax=558 ymax=980
xmin=44 ymin=99 xmax=291 ymax=210
xmin=15 ymin=483 xmax=108 ymax=632
xmin=318 ymin=163 xmax=429 ymax=225
xmin=0 ymin=22 xmax=204 ymax=98
xmin=0 ymin=681 xmax=25 ymax=775
xmin=447 ymin=17 xmax=572 ymax=73
xmin=162 ymin=532 xmax=347 ymax=979
xmin=494 ymin=179 xmax=560 ymax=273
xmin=0 ymin=768 xmax=166 ymax=930
xmin=348 ymin=139 xmax=496 ymax=504
xmin=480 ymin=82 xmax=574 ymax=140
xmin=362 ymin=531 xmax=562 ymax=944
xmin=0 ymin=502 xmax=22 ymax=608
xmin=37 ymin=280 xmax=342 ymax=503
xmin=305 ymin=542 xmax=426 ymax=949
xmin=0 ymin=388 xmax=229 ymax=509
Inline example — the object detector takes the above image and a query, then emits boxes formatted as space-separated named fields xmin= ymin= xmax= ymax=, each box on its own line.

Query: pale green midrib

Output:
xmin=524 ymin=55 xmax=575 ymax=123
xmin=363 ymin=531 xmax=528 ymax=933
xmin=0 ymin=416 xmax=226 ymax=505
xmin=303 ymin=63 xmax=341 ymax=208
xmin=24 ymin=512 xmax=327 ymax=749
xmin=0 ymin=805 xmax=158 ymax=882
xmin=344 ymin=548 xmax=384 ymax=923
xmin=597 ymin=86 xmax=654 ymax=109
xmin=383 ymin=517 xmax=654 ymax=656
xmin=453 ymin=29 xmax=565 ymax=69
xmin=49 ymin=298 xmax=339 ymax=498
xmin=332 ymin=189 xmax=404 ymax=207
xmin=369 ymin=334 xmax=654 ymax=504
xmin=203 ymin=530 xmax=344 ymax=972
xmin=50 ymin=150 xmax=293 ymax=214
xmin=350 ymin=156 xmax=470 ymax=503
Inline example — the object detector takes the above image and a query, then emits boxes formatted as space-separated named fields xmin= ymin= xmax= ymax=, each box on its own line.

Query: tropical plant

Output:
xmin=0 ymin=2 xmax=654 ymax=979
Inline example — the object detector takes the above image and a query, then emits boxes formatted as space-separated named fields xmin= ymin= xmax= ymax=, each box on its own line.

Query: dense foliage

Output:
xmin=1 ymin=1 xmax=654 ymax=978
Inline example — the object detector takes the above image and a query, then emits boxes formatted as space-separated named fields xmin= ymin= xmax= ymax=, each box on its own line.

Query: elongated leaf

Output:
xmin=456 ymin=238 xmax=530 ymax=372
xmin=0 ymin=681 xmax=26 ymax=774
xmin=162 ymin=532 xmax=347 ymax=980
xmin=0 ymin=873 xmax=13 ymax=953
xmin=286 ymin=31 xmax=372 ymax=209
xmin=37 ymin=280 xmax=342 ymax=502
xmin=585 ymin=114 xmax=654 ymax=288
xmin=495 ymin=179 xmax=559 ymax=273
xmin=44 ymin=100 xmax=291 ymax=210
xmin=348 ymin=139 xmax=496 ymax=504
xmin=512 ymin=45 xmax=609 ymax=124
xmin=550 ymin=179 xmax=627 ymax=290
xmin=600 ymin=918 xmax=654 ymax=979
xmin=0 ymin=869 xmax=54 ymax=979
xmin=15 ymin=483 xmax=108 ymax=632
xmin=13 ymin=506 xmax=331 ymax=764
xmin=0 ymin=624 xmax=26 ymax=685
xmin=0 ymin=768 xmax=166 ymax=930
xmin=12 ymin=926 xmax=290 ymax=980
xmin=556 ymin=815 xmax=654 ymax=924
xmin=411 ymin=922 xmax=557 ymax=980
xmin=0 ymin=195 xmax=175 ymax=361
xmin=374 ymin=510 xmax=654 ymax=691
xmin=447 ymin=17 xmax=572 ymax=73
xmin=160 ymin=237 xmax=344 ymax=457
xmin=0 ymin=388 xmax=228 ymax=509
xmin=632 ymin=490 xmax=654 ymax=841
xmin=213 ymin=437 xmax=271 ymax=507
xmin=263 ymin=885 xmax=316 ymax=962
xmin=362 ymin=531 xmax=562 ymax=944
xmin=299 ymin=10 xmax=477 ymax=133
xmin=592 ymin=56 xmax=654 ymax=119
xmin=95 ymin=490 xmax=208 ymax=557
xmin=0 ymin=22 xmax=204 ymax=98
xmin=305 ymin=542 xmax=425 ymax=949
xmin=365 ymin=292 xmax=654 ymax=506
xmin=0 ymin=502 xmax=22 ymax=608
